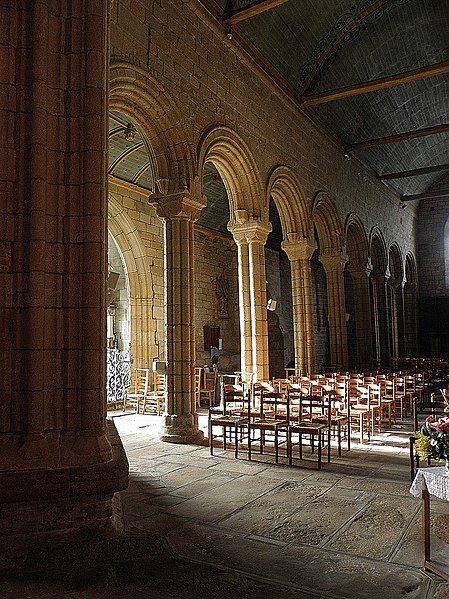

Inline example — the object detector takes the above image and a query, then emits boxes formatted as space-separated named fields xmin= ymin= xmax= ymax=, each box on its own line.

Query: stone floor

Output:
xmin=1 ymin=410 xmax=449 ymax=599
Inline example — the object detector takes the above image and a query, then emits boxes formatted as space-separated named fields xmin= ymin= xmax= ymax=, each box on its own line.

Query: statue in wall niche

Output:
xmin=214 ymin=274 xmax=229 ymax=319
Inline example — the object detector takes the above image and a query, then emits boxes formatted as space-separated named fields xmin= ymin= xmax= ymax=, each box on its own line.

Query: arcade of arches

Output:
xmin=2 ymin=0 xmax=449 ymax=575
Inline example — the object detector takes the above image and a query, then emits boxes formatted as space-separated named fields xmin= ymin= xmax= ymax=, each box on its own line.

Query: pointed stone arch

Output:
xmin=109 ymin=61 xmax=194 ymax=195
xmin=197 ymin=125 xmax=265 ymax=223
xmin=108 ymin=193 xmax=158 ymax=369
xmin=197 ymin=125 xmax=267 ymax=380
xmin=388 ymin=242 xmax=405 ymax=360
xmin=388 ymin=242 xmax=404 ymax=283
xmin=404 ymin=252 xmax=418 ymax=356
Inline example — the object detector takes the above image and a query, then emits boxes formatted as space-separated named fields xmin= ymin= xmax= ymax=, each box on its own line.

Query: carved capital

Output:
xmin=347 ymin=261 xmax=372 ymax=279
xmin=281 ymin=235 xmax=316 ymax=261
xmin=319 ymin=252 xmax=348 ymax=273
xmin=149 ymin=191 xmax=206 ymax=223
xmin=228 ymin=219 xmax=272 ymax=245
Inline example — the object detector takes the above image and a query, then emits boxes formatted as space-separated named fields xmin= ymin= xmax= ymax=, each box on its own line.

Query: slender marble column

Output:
xmin=319 ymin=253 xmax=349 ymax=371
xmin=150 ymin=191 xmax=206 ymax=443
xmin=347 ymin=265 xmax=373 ymax=370
xmin=229 ymin=217 xmax=271 ymax=382
xmin=281 ymin=236 xmax=317 ymax=375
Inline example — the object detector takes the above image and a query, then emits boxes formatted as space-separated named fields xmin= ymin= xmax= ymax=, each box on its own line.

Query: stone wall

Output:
xmin=110 ymin=0 xmax=417 ymax=263
xmin=417 ymin=174 xmax=449 ymax=356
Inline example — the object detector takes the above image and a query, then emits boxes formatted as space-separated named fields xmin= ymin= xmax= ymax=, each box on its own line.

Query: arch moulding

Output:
xmin=109 ymin=61 xmax=194 ymax=196
xmin=197 ymin=125 xmax=265 ymax=225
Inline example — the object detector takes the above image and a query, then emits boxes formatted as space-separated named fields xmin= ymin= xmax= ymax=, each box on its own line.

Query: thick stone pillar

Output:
xmin=229 ymin=215 xmax=271 ymax=382
xmin=320 ymin=253 xmax=348 ymax=370
xmin=281 ymin=235 xmax=317 ymax=375
xmin=348 ymin=264 xmax=373 ymax=370
xmin=0 ymin=0 xmax=127 ymax=563
xmin=150 ymin=191 xmax=206 ymax=443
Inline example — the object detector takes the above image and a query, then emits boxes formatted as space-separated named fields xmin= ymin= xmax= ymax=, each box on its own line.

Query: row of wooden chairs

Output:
xmin=123 ymin=368 xmax=166 ymax=415
xmin=209 ymin=369 xmax=431 ymax=467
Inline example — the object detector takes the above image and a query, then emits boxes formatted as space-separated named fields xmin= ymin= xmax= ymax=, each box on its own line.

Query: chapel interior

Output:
xmin=2 ymin=0 xmax=449 ymax=597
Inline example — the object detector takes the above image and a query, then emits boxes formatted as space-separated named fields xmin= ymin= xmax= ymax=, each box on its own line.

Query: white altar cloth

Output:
xmin=410 ymin=465 xmax=449 ymax=502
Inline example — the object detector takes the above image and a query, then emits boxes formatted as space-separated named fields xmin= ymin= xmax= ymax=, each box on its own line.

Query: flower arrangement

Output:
xmin=415 ymin=415 xmax=449 ymax=462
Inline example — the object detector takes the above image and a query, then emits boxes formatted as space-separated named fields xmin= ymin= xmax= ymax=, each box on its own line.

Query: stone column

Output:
xmin=229 ymin=216 xmax=271 ymax=382
xmin=319 ymin=253 xmax=349 ymax=370
xmin=281 ymin=235 xmax=317 ymax=375
xmin=348 ymin=264 xmax=373 ymax=370
xmin=150 ymin=191 xmax=206 ymax=443
xmin=371 ymin=274 xmax=391 ymax=368
xmin=0 ymin=1 xmax=127 ymax=558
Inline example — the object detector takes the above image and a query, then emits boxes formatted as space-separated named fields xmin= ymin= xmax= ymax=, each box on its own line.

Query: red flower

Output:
xmin=425 ymin=415 xmax=436 ymax=423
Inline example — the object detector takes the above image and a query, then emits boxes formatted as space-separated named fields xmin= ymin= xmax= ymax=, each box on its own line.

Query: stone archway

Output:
xmin=388 ymin=243 xmax=405 ymax=361
xmin=197 ymin=125 xmax=268 ymax=381
xmin=345 ymin=214 xmax=372 ymax=370
xmin=267 ymin=166 xmax=316 ymax=374
xmin=369 ymin=228 xmax=389 ymax=368
xmin=404 ymin=253 xmax=418 ymax=357
xmin=312 ymin=193 xmax=347 ymax=370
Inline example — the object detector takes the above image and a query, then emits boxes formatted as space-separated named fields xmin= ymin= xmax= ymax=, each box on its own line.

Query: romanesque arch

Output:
xmin=197 ymin=125 xmax=268 ymax=380
xmin=405 ymin=252 xmax=418 ymax=357
xmin=197 ymin=125 xmax=265 ymax=223
xmin=109 ymin=61 xmax=194 ymax=194
xmin=267 ymin=167 xmax=315 ymax=373
xmin=344 ymin=214 xmax=371 ymax=369
xmin=369 ymin=228 xmax=389 ymax=367
xmin=108 ymin=194 xmax=159 ymax=369
xmin=312 ymin=192 xmax=347 ymax=369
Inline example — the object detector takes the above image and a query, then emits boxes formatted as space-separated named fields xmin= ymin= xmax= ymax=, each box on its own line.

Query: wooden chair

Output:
xmin=209 ymin=384 xmax=248 ymax=458
xmin=247 ymin=389 xmax=289 ymax=463
xmin=287 ymin=389 xmax=329 ymax=469
xmin=141 ymin=372 xmax=166 ymax=415
xmin=200 ymin=366 xmax=218 ymax=406
xmin=194 ymin=367 xmax=202 ymax=408
xmin=123 ymin=368 xmax=150 ymax=413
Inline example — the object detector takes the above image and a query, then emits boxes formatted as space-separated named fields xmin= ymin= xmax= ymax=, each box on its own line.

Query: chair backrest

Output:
xmin=132 ymin=368 xmax=150 ymax=395
xmin=194 ymin=367 xmax=202 ymax=399
xmin=152 ymin=372 xmax=166 ymax=396
xmin=203 ymin=367 xmax=217 ymax=391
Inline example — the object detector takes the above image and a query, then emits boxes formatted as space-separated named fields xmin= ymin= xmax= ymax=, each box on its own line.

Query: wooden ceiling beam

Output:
xmin=379 ymin=163 xmax=449 ymax=181
xmin=223 ymin=0 xmax=289 ymax=27
xmin=402 ymin=190 xmax=449 ymax=202
xmin=300 ymin=59 xmax=449 ymax=107
xmin=347 ymin=123 xmax=449 ymax=151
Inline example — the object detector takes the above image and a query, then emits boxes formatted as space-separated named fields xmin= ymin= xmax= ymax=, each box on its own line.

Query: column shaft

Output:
xmin=282 ymin=237 xmax=316 ymax=375
xmin=151 ymin=192 xmax=206 ymax=443
xmin=320 ymin=254 xmax=348 ymax=371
